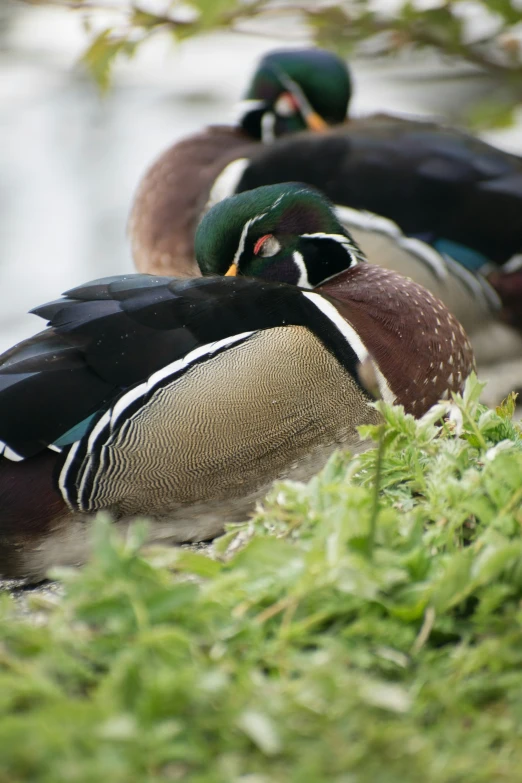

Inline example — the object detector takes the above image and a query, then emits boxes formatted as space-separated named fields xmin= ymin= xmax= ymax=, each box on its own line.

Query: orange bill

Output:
xmin=306 ymin=111 xmax=328 ymax=132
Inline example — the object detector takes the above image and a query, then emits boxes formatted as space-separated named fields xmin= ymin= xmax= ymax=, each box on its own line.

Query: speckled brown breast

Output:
xmin=128 ymin=126 xmax=257 ymax=277
xmin=319 ymin=264 xmax=475 ymax=416
xmin=346 ymin=225 xmax=495 ymax=337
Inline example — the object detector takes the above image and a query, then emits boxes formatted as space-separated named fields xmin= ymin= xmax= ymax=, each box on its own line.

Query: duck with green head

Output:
xmin=239 ymin=48 xmax=351 ymax=139
xmin=129 ymin=47 xmax=522 ymax=341
xmin=195 ymin=183 xmax=475 ymax=406
xmin=1 ymin=185 xmax=473 ymax=581
xmin=197 ymin=182 xmax=365 ymax=286
xmin=129 ymin=48 xmax=347 ymax=279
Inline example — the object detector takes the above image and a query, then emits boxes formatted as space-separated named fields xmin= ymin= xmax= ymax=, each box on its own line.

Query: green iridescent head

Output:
xmin=240 ymin=48 xmax=352 ymax=141
xmin=195 ymin=184 xmax=364 ymax=288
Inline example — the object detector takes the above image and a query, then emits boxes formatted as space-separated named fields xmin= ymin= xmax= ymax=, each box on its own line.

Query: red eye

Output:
xmin=253 ymin=234 xmax=281 ymax=258
xmin=254 ymin=234 xmax=273 ymax=255
xmin=274 ymin=91 xmax=300 ymax=116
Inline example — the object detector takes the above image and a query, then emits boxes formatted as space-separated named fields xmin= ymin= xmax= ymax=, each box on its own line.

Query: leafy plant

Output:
xmin=2 ymin=375 xmax=522 ymax=781
xmin=22 ymin=0 xmax=522 ymax=125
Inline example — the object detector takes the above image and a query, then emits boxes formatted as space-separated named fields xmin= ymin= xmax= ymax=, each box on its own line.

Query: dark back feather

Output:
xmin=0 ymin=275 xmax=363 ymax=459
xmin=236 ymin=117 xmax=522 ymax=265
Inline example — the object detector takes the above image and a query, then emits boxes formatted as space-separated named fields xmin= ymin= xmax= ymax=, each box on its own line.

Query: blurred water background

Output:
xmin=1 ymin=0 xmax=521 ymax=355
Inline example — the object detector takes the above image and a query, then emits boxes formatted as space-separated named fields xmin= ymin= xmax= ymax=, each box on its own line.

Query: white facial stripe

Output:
xmin=234 ymin=211 xmax=269 ymax=266
xmin=233 ymin=218 xmax=255 ymax=265
xmin=205 ymin=158 xmax=249 ymax=212
xmin=252 ymin=211 xmax=269 ymax=225
xmin=300 ymin=232 xmax=360 ymax=262
xmin=301 ymin=231 xmax=355 ymax=244
xmin=292 ymin=251 xmax=311 ymax=288
xmin=269 ymin=192 xmax=286 ymax=211
xmin=273 ymin=67 xmax=315 ymax=118
xmin=303 ymin=292 xmax=396 ymax=404
xmin=301 ymin=231 xmax=356 ymax=246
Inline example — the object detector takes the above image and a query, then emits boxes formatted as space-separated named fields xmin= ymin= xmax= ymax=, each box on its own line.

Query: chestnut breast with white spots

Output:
xmin=319 ymin=264 xmax=475 ymax=416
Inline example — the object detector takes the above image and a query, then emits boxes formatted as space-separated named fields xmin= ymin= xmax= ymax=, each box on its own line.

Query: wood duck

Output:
xmin=128 ymin=47 xmax=522 ymax=334
xmin=0 ymin=185 xmax=474 ymax=581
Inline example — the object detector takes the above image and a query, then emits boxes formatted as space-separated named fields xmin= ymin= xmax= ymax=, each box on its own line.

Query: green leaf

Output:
xmin=82 ymin=30 xmax=139 ymax=92
xmin=2 ymin=369 xmax=522 ymax=780
xmin=466 ymin=98 xmax=517 ymax=131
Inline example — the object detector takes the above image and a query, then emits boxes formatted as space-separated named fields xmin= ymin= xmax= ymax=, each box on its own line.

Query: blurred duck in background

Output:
xmin=128 ymin=47 xmax=522 ymax=369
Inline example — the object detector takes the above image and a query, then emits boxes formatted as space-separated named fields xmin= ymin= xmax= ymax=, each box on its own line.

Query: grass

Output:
xmin=1 ymin=375 xmax=522 ymax=782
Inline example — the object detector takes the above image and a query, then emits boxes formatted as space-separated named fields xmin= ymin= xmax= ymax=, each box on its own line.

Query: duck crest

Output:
xmin=319 ymin=263 xmax=475 ymax=414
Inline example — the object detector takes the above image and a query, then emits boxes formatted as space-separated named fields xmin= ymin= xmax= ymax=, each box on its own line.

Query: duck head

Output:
xmin=240 ymin=48 xmax=351 ymax=141
xmin=196 ymin=183 xmax=364 ymax=286
xmin=196 ymin=184 xmax=476 ymax=415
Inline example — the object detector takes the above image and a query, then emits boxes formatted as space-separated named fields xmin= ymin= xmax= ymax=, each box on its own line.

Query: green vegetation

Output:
xmin=2 ymin=375 xmax=522 ymax=782
xmin=26 ymin=0 xmax=522 ymax=125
